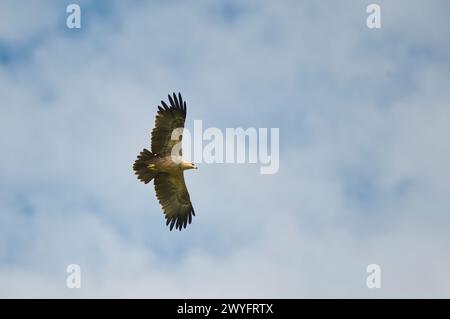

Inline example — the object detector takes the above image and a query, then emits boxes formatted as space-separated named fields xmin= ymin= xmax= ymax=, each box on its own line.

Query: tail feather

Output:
xmin=133 ymin=148 xmax=157 ymax=184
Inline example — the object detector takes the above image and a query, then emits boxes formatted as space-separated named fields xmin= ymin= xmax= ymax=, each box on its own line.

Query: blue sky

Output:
xmin=1 ymin=0 xmax=450 ymax=297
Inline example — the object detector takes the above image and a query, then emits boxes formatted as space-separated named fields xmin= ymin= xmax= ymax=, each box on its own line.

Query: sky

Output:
xmin=1 ymin=0 xmax=450 ymax=298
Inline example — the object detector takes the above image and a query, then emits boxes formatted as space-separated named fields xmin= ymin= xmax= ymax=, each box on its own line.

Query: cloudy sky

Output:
xmin=1 ymin=0 xmax=450 ymax=298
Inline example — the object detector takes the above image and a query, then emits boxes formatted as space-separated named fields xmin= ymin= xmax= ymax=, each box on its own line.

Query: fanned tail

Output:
xmin=133 ymin=148 xmax=158 ymax=184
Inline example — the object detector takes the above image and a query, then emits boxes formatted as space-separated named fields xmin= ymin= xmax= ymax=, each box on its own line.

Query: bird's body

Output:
xmin=133 ymin=93 xmax=196 ymax=231
xmin=150 ymin=156 xmax=183 ymax=173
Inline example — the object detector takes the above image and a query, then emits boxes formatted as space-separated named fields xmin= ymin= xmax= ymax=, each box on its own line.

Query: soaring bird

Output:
xmin=133 ymin=93 xmax=197 ymax=231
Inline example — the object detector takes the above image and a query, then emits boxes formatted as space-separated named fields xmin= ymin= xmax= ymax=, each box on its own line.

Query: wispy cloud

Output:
xmin=1 ymin=0 xmax=450 ymax=298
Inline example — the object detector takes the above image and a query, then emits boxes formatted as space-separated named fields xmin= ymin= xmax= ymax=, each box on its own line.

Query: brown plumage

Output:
xmin=133 ymin=93 xmax=196 ymax=231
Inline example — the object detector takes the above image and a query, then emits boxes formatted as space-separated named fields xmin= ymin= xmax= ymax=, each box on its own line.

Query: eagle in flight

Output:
xmin=133 ymin=93 xmax=197 ymax=231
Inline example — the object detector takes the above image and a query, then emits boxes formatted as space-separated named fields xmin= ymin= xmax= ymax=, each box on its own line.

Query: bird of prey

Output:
xmin=133 ymin=93 xmax=197 ymax=231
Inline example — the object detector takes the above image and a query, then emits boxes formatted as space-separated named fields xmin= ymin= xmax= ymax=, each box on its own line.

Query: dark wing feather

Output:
xmin=154 ymin=172 xmax=195 ymax=231
xmin=151 ymin=92 xmax=187 ymax=157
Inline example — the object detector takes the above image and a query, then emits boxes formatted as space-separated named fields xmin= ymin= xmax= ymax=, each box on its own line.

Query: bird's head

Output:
xmin=190 ymin=163 xmax=198 ymax=170
xmin=181 ymin=161 xmax=197 ymax=170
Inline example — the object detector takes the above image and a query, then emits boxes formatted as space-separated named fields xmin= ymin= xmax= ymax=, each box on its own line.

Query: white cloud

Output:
xmin=1 ymin=0 xmax=450 ymax=298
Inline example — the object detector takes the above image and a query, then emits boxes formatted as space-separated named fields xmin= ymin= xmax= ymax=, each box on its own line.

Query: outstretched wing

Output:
xmin=154 ymin=172 xmax=195 ymax=231
xmin=151 ymin=92 xmax=187 ymax=157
